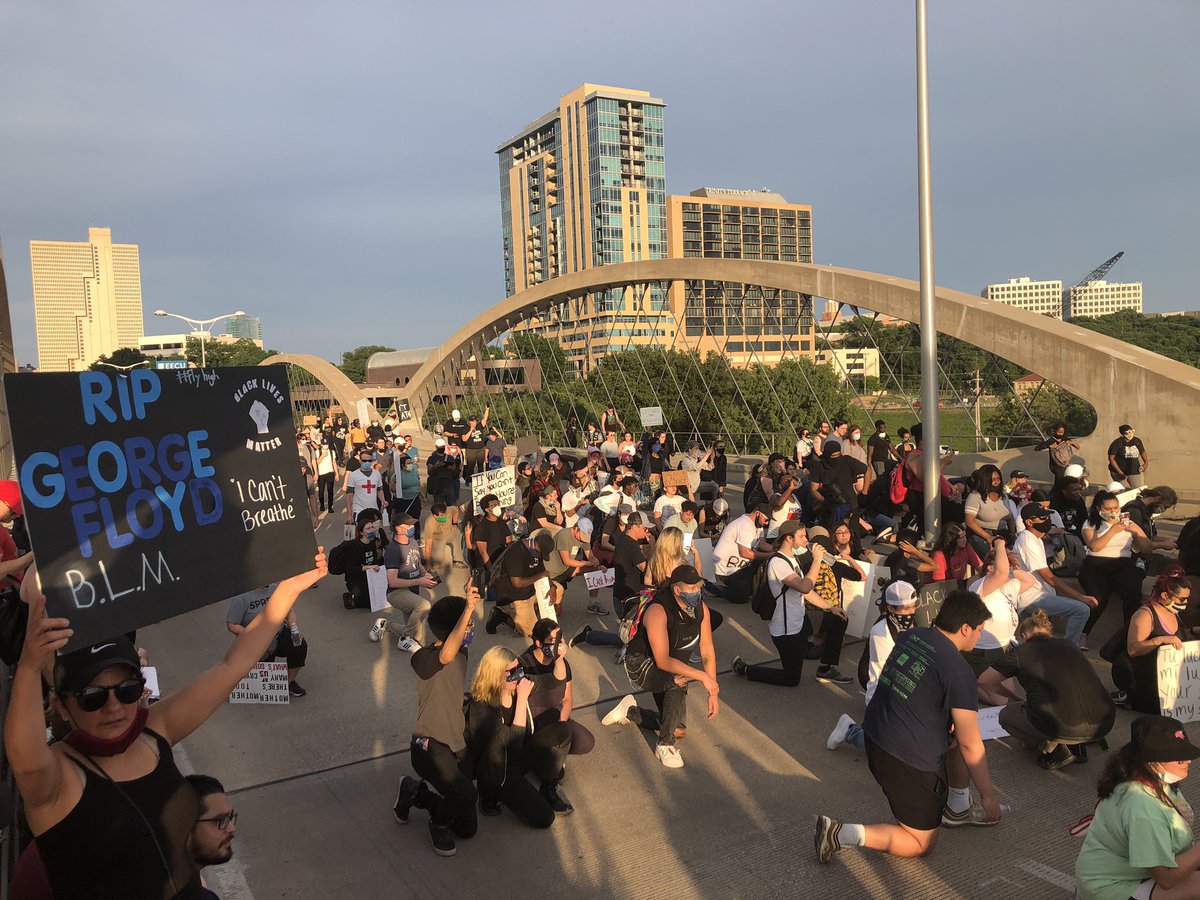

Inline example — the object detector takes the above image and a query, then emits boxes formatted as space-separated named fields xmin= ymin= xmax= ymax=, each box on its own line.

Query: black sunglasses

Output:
xmin=68 ymin=676 xmax=146 ymax=712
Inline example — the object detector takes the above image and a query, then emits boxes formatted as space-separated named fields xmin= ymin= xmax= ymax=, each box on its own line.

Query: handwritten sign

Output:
xmin=639 ymin=406 xmax=663 ymax=427
xmin=534 ymin=576 xmax=556 ymax=622
xmin=661 ymin=470 xmax=690 ymax=490
xmin=843 ymin=562 xmax=888 ymax=639
xmin=367 ymin=565 xmax=390 ymax=613
xmin=515 ymin=435 xmax=541 ymax=458
xmin=356 ymin=399 xmax=373 ymax=427
xmin=977 ymin=705 xmax=1011 ymax=741
xmin=5 ymin=367 xmax=317 ymax=650
xmin=1158 ymin=641 xmax=1200 ymax=723
xmin=230 ymin=661 xmax=290 ymax=704
xmin=471 ymin=465 xmax=516 ymax=510
xmin=915 ymin=579 xmax=957 ymax=629
xmin=584 ymin=568 xmax=616 ymax=591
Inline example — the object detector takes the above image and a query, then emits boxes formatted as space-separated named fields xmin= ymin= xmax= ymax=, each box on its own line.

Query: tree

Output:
xmin=984 ymin=383 xmax=1096 ymax=445
xmin=506 ymin=332 xmax=569 ymax=385
xmin=185 ymin=338 xmax=274 ymax=367
xmin=338 ymin=345 xmax=395 ymax=383
xmin=1073 ymin=311 xmax=1200 ymax=368
xmin=89 ymin=347 xmax=153 ymax=371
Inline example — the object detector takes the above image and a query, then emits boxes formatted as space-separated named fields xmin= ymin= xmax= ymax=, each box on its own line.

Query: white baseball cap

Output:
xmin=1105 ymin=481 xmax=1125 ymax=493
xmin=1064 ymin=464 xmax=1085 ymax=479
xmin=575 ymin=518 xmax=594 ymax=536
xmin=885 ymin=581 xmax=918 ymax=607
xmin=435 ymin=438 xmax=445 ymax=448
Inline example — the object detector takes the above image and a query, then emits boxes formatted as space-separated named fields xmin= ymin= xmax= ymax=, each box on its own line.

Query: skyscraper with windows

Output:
xmin=498 ymin=84 xmax=669 ymax=373
xmin=31 ymin=227 xmax=143 ymax=371
xmin=224 ymin=314 xmax=262 ymax=342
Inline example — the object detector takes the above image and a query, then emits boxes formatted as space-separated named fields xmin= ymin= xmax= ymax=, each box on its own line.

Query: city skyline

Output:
xmin=1 ymin=2 xmax=1197 ymax=368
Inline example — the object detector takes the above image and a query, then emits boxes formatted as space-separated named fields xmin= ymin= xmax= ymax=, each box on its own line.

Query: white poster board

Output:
xmin=584 ymin=568 xmax=616 ymax=591
xmin=230 ymin=661 xmax=290 ymax=704
xmin=1158 ymin=641 xmax=1200 ymax=723
xmin=977 ymin=705 xmax=1011 ymax=741
xmin=471 ymin=465 xmax=517 ymax=510
xmin=639 ymin=406 xmax=663 ymax=428
xmin=142 ymin=666 xmax=161 ymax=700
xmin=692 ymin=538 xmax=713 ymax=575
xmin=534 ymin=576 xmax=557 ymax=622
xmin=842 ymin=562 xmax=889 ymax=639
xmin=356 ymin=399 xmax=373 ymax=427
xmin=367 ymin=565 xmax=390 ymax=613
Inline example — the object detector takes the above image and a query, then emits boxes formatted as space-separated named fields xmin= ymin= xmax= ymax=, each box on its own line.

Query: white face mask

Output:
xmin=878 ymin=431 xmax=887 ymax=437
xmin=1159 ymin=767 xmax=1186 ymax=785
xmin=1100 ymin=510 xmax=1120 ymax=523
xmin=851 ymin=432 xmax=861 ymax=441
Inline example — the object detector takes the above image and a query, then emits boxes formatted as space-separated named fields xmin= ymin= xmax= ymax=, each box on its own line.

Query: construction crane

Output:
xmin=1062 ymin=251 xmax=1123 ymax=319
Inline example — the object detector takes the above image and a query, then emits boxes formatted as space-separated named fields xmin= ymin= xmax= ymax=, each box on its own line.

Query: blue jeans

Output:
xmin=1022 ymin=593 xmax=1089 ymax=645
xmin=845 ymin=723 xmax=866 ymax=751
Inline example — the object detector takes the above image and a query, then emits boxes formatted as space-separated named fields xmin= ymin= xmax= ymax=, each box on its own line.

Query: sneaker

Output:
xmin=479 ymin=798 xmax=503 ymax=817
xmin=655 ymin=743 xmax=684 ymax=769
xmin=569 ymin=625 xmax=592 ymax=648
xmin=1111 ymin=689 xmax=1128 ymax=706
xmin=602 ymin=694 xmax=637 ymax=727
xmin=541 ymin=782 xmax=574 ymax=814
xmin=485 ymin=606 xmax=504 ymax=635
xmin=342 ymin=592 xmax=355 ymax=610
xmin=827 ymin=714 xmax=856 ymax=751
xmin=941 ymin=800 xmax=1011 ymax=828
xmin=814 ymin=814 xmax=842 ymax=864
xmin=397 ymin=636 xmax=419 ymax=654
xmin=393 ymin=776 xmax=420 ymax=824
xmin=1069 ymin=743 xmax=1089 ymax=764
xmin=585 ymin=601 xmax=610 ymax=616
xmin=428 ymin=819 xmax=456 ymax=857
xmin=731 ymin=655 xmax=747 ymax=677
xmin=1037 ymin=743 xmax=1076 ymax=772
xmin=815 ymin=667 xmax=853 ymax=685
xmin=288 ymin=681 xmax=307 ymax=697
xmin=369 ymin=617 xmax=389 ymax=643
xmin=1078 ymin=638 xmax=1090 ymax=652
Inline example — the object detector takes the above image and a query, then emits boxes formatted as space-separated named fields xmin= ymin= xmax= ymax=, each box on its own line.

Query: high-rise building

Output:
xmin=225 ymin=315 xmax=262 ymax=342
xmin=497 ymin=84 xmax=668 ymax=373
xmin=1066 ymin=280 xmax=1143 ymax=319
xmin=0 ymin=241 xmax=17 ymax=477
xmin=666 ymin=188 xmax=815 ymax=366
xmin=983 ymin=276 xmax=1065 ymax=318
xmin=31 ymin=227 xmax=143 ymax=371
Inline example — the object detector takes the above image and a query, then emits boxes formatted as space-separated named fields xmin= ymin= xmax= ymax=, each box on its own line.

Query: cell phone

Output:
xmin=470 ymin=567 xmax=487 ymax=593
xmin=505 ymin=666 xmax=525 ymax=684
xmin=1120 ymin=512 xmax=1131 ymax=522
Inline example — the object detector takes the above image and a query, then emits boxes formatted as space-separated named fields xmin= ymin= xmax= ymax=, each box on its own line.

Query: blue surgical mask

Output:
xmin=361 ymin=461 xmax=373 ymax=472
xmin=405 ymin=527 xmax=415 ymax=539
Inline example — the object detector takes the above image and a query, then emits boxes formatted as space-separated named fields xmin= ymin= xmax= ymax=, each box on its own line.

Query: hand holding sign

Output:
xmin=19 ymin=569 xmax=73 ymax=672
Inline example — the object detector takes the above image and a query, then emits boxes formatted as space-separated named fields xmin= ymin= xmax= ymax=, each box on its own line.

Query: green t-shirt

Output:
xmin=1075 ymin=781 xmax=1194 ymax=900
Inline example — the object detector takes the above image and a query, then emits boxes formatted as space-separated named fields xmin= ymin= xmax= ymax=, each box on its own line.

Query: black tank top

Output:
xmin=629 ymin=591 xmax=704 ymax=663
xmin=38 ymin=728 xmax=201 ymax=899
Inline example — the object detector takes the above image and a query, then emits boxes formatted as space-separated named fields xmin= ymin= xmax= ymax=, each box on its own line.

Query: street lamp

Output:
xmin=153 ymin=309 xmax=247 ymax=369
xmin=95 ymin=360 xmax=152 ymax=373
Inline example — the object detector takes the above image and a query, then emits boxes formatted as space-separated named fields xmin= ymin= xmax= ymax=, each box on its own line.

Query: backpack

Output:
xmin=1050 ymin=440 xmax=1074 ymax=469
xmin=889 ymin=461 xmax=910 ymax=505
xmin=750 ymin=552 xmax=791 ymax=621
xmin=619 ymin=587 xmax=657 ymax=644
xmin=328 ymin=539 xmax=354 ymax=576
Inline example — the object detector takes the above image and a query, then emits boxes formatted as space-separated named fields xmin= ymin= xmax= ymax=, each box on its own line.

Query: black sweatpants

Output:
xmin=410 ymin=737 xmax=478 ymax=837
xmin=745 ymin=618 xmax=813 ymax=687
xmin=317 ymin=472 xmax=335 ymax=512
xmin=1079 ymin=555 xmax=1146 ymax=635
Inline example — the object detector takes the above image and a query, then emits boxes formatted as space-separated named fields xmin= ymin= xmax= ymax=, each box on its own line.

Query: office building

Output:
xmin=815 ymin=346 xmax=880 ymax=382
xmin=225 ymin=315 xmax=262 ymax=342
xmin=1066 ymin=280 xmax=1143 ymax=319
xmin=983 ymin=277 xmax=1065 ymax=318
xmin=666 ymin=188 xmax=815 ymax=366
xmin=0 ymin=242 xmax=16 ymax=477
xmin=137 ymin=332 xmax=263 ymax=359
xmin=497 ymin=84 xmax=668 ymax=373
xmin=31 ymin=227 xmax=143 ymax=371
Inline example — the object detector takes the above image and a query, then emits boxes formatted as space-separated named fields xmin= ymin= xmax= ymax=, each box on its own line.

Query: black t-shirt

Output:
xmin=811 ymin=456 xmax=867 ymax=508
xmin=463 ymin=427 xmax=487 ymax=451
xmin=474 ymin=516 xmax=511 ymax=564
xmin=863 ymin=627 xmax=978 ymax=772
xmin=518 ymin=648 xmax=572 ymax=726
xmin=367 ymin=424 xmax=385 ymax=442
xmin=1051 ymin=494 xmax=1088 ymax=536
xmin=495 ymin=540 xmax=544 ymax=603
xmin=383 ymin=539 xmax=424 ymax=579
xmin=1107 ymin=436 xmax=1146 ymax=476
xmin=867 ymin=433 xmax=892 ymax=466
xmin=883 ymin=547 xmax=923 ymax=586
xmin=648 ymin=454 xmax=665 ymax=475
xmin=612 ymin=532 xmax=648 ymax=605
xmin=991 ymin=637 xmax=1114 ymax=742
xmin=442 ymin=421 xmax=470 ymax=447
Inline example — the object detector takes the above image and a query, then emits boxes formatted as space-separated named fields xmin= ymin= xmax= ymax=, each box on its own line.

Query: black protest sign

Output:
xmin=915 ymin=579 xmax=958 ymax=628
xmin=4 ymin=366 xmax=316 ymax=649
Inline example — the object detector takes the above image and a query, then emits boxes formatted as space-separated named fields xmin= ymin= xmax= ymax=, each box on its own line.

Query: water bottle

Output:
xmin=290 ymin=627 xmax=302 ymax=647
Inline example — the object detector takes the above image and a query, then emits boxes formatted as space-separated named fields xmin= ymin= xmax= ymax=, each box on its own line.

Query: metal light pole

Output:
xmin=916 ymin=0 xmax=941 ymax=542
xmin=153 ymin=309 xmax=247 ymax=368
xmin=95 ymin=360 xmax=152 ymax=373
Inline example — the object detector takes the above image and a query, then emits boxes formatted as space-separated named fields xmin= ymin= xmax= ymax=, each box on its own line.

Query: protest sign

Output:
xmin=639 ymin=406 xmax=663 ymax=427
xmin=977 ymin=706 xmax=1010 ymax=741
xmin=515 ymin=435 xmax=541 ymax=458
xmin=5 ymin=367 xmax=318 ymax=650
xmin=661 ymin=470 xmax=689 ymax=490
xmin=915 ymin=579 xmax=957 ymax=629
xmin=842 ymin=562 xmax=888 ymax=639
xmin=471 ymin=465 xmax=516 ymax=509
xmin=230 ymin=661 xmax=290 ymax=704
xmin=356 ymin=399 xmax=373 ymax=428
xmin=367 ymin=566 xmax=390 ymax=613
xmin=1158 ymin=641 xmax=1200 ymax=723
xmin=534 ymin=576 xmax=556 ymax=622
xmin=584 ymin=568 xmax=616 ymax=591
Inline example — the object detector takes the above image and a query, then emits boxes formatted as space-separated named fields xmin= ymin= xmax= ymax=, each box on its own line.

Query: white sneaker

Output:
xmin=827 ymin=714 xmax=855 ymax=751
xmin=368 ymin=618 xmax=388 ymax=643
xmin=602 ymin=694 xmax=637 ymax=727
xmin=655 ymin=743 xmax=684 ymax=769
xmin=397 ymin=636 xmax=419 ymax=654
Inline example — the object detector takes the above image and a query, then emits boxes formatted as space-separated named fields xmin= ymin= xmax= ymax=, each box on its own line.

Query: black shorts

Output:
xmin=865 ymin=737 xmax=947 ymax=831
xmin=552 ymin=571 xmax=575 ymax=588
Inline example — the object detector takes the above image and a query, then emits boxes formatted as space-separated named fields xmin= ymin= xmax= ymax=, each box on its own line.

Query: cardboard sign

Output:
xmin=302 ymin=415 xmax=318 ymax=426
xmin=915 ymin=579 xmax=957 ymax=629
xmin=661 ymin=469 xmax=690 ymax=491
xmin=842 ymin=562 xmax=888 ymax=639
xmin=4 ymin=367 xmax=318 ymax=650
xmin=367 ymin=565 xmax=390 ymax=613
xmin=230 ymin=661 xmax=290 ymax=704
xmin=977 ymin=705 xmax=1011 ymax=741
xmin=515 ymin=434 xmax=541 ymax=458
xmin=356 ymin=399 xmax=373 ymax=427
xmin=1158 ymin=641 xmax=1200 ymax=723
xmin=534 ymin=576 xmax=556 ymax=622
xmin=584 ymin=568 xmax=616 ymax=591
xmin=471 ymin=465 xmax=516 ymax=510
xmin=639 ymin=406 xmax=663 ymax=427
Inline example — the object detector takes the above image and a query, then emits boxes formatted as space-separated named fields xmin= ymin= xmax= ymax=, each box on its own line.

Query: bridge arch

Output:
xmin=259 ymin=352 xmax=382 ymax=423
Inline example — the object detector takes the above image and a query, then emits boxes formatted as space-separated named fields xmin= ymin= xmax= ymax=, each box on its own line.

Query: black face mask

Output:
xmin=887 ymin=612 xmax=916 ymax=632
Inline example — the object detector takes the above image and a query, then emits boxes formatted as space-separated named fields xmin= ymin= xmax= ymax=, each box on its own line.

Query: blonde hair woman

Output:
xmin=645 ymin=526 xmax=703 ymax=586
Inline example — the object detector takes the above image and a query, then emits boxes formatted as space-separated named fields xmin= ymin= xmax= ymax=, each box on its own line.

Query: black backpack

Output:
xmin=327 ymin=539 xmax=354 ymax=576
xmin=750 ymin=552 xmax=791 ymax=621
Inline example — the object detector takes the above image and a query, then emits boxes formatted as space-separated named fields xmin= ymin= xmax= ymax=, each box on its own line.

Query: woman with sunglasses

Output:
xmin=5 ymin=552 xmax=326 ymax=900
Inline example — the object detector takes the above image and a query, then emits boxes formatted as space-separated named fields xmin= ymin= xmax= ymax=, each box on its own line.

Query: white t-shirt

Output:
xmin=713 ymin=515 xmax=762 ymax=576
xmin=561 ymin=489 xmax=587 ymax=529
xmin=1084 ymin=520 xmax=1134 ymax=559
xmin=864 ymin=618 xmax=897 ymax=706
xmin=766 ymin=499 xmax=801 ymax=540
xmin=316 ymin=447 xmax=336 ymax=476
xmin=1013 ymin=530 xmax=1053 ymax=601
xmin=345 ymin=468 xmax=382 ymax=516
xmin=767 ymin=553 xmax=807 ymax=637
xmin=968 ymin=575 xmax=1021 ymax=651
xmin=654 ymin=493 xmax=685 ymax=523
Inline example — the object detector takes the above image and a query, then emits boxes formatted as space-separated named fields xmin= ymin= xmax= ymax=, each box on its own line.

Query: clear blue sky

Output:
xmin=2 ymin=1 xmax=1196 ymax=367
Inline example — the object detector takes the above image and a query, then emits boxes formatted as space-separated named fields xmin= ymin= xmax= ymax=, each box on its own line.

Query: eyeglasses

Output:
xmin=68 ymin=676 xmax=146 ymax=712
xmin=196 ymin=811 xmax=238 ymax=831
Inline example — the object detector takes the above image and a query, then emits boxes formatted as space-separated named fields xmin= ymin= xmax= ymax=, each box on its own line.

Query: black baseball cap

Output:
xmin=667 ymin=565 xmax=703 ymax=586
xmin=1020 ymin=504 xmax=1052 ymax=522
xmin=54 ymin=636 xmax=141 ymax=693
xmin=753 ymin=503 xmax=773 ymax=517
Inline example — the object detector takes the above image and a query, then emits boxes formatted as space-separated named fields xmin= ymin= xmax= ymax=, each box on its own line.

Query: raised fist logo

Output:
xmin=248 ymin=399 xmax=270 ymax=435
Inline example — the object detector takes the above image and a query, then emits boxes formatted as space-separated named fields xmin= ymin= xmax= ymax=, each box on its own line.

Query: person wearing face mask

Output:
xmin=867 ymin=420 xmax=893 ymax=479
xmin=441 ymin=408 xmax=470 ymax=449
xmin=334 ymin=509 xmax=388 ymax=610
xmin=930 ymin=523 xmax=982 ymax=581
xmin=679 ymin=442 xmax=714 ymax=501
xmin=1107 ymin=424 xmax=1149 ymax=488
xmin=461 ymin=409 xmax=490 ymax=484
xmin=485 ymin=518 xmax=544 ymax=638
xmin=7 ymin=555 xmax=325 ymax=899
xmin=827 ymin=580 xmax=921 ymax=753
xmin=485 ymin=426 xmax=507 ymax=471
xmin=226 ymin=583 xmax=310 ymax=697
xmin=1012 ymin=505 xmax=1095 ymax=648
xmin=1124 ymin=486 xmax=1179 ymax=575
xmin=1075 ymin=716 xmax=1200 ymax=900
xmin=1118 ymin=570 xmax=1191 ymax=714
xmin=370 ymin=515 xmax=438 ymax=653
xmin=1034 ymin=422 xmax=1080 ymax=482
xmin=977 ymin=610 xmax=1115 ymax=771
xmin=391 ymin=448 xmax=423 ymax=535
xmin=422 ymin=501 xmax=464 ymax=579
xmin=313 ymin=435 xmax=339 ymax=516
xmin=842 ymin=426 xmax=868 ymax=471
xmin=344 ymin=449 xmax=384 ymax=526
xmin=602 ymin=565 xmax=719 ymax=769
xmin=699 ymin=439 xmax=727 ymax=499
